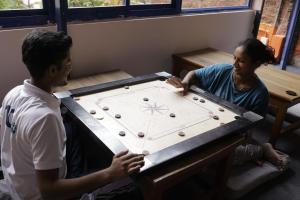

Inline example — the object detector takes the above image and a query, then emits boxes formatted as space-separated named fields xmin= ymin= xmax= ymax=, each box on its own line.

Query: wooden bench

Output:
xmin=173 ymin=48 xmax=300 ymax=145
xmin=54 ymin=70 xmax=132 ymax=92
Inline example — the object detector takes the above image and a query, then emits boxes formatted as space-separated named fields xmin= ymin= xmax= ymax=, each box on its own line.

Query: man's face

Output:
xmin=53 ymin=51 xmax=72 ymax=87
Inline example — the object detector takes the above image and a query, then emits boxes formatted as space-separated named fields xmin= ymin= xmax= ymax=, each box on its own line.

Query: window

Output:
xmin=0 ymin=0 xmax=252 ymax=28
xmin=287 ymin=1 xmax=300 ymax=69
xmin=182 ymin=0 xmax=249 ymax=10
xmin=256 ymin=0 xmax=292 ymax=63
xmin=67 ymin=0 xmax=179 ymax=22
xmin=67 ymin=0 xmax=172 ymax=7
xmin=0 ymin=0 xmax=43 ymax=10
xmin=131 ymin=0 xmax=172 ymax=5
xmin=68 ymin=0 xmax=123 ymax=8
xmin=290 ymin=34 xmax=300 ymax=68
xmin=0 ymin=0 xmax=53 ymax=28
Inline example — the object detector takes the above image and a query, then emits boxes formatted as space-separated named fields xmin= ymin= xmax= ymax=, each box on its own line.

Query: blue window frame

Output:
xmin=65 ymin=0 xmax=253 ymax=22
xmin=280 ymin=0 xmax=300 ymax=70
xmin=181 ymin=0 xmax=251 ymax=14
xmin=0 ymin=0 xmax=253 ymax=28
xmin=66 ymin=0 xmax=181 ymax=22
xmin=0 ymin=0 xmax=55 ymax=28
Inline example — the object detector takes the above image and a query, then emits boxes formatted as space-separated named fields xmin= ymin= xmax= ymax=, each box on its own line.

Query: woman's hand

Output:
xmin=166 ymin=76 xmax=189 ymax=95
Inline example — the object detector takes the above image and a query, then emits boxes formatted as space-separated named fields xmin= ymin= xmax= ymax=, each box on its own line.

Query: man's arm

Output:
xmin=36 ymin=150 xmax=144 ymax=200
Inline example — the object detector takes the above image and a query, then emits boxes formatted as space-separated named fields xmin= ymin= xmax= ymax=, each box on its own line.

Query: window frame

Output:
xmin=66 ymin=0 xmax=180 ymax=22
xmin=0 ymin=0 xmax=253 ymax=28
xmin=181 ymin=0 xmax=252 ymax=14
xmin=67 ymin=0 xmax=252 ymax=21
xmin=280 ymin=0 xmax=300 ymax=70
xmin=0 ymin=0 xmax=55 ymax=28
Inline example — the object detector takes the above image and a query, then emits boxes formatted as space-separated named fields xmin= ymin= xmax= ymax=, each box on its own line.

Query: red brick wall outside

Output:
xmin=260 ymin=0 xmax=293 ymax=35
xmin=276 ymin=0 xmax=293 ymax=35
xmin=261 ymin=0 xmax=281 ymax=25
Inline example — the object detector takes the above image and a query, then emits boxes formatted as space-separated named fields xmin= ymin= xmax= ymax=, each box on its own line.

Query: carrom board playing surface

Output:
xmin=75 ymin=80 xmax=238 ymax=155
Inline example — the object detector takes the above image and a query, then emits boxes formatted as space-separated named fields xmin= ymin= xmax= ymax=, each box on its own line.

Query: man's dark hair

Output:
xmin=22 ymin=30 xmax=72 ymax=80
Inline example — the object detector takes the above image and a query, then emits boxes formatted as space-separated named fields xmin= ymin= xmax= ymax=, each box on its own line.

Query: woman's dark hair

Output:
xmin=22 ymin=29 xmax=73 ymax=80
xmin=238 ymin=38 xmax=276 ymax=65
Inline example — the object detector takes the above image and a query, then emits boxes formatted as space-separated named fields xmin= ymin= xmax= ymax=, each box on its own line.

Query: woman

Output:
xmin=167 ymin=38 xmax=288 ymax=169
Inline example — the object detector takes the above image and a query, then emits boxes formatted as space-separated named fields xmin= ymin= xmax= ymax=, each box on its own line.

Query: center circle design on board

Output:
xmin=141 ymin=102 xmax=169 ymax=115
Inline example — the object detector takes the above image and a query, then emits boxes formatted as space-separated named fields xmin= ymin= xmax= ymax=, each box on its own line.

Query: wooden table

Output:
xmin=173 ymin=48 xmax=300 ymax=145
xmin=54 ymin=70 xmax=247 ymax=200
xmin=137 ymin=135 xmax=245 ymax=200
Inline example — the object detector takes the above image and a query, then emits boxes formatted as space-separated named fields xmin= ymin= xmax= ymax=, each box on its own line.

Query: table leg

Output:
xmin=139 ymin=184 xmax=163 ymax=200
xmin=212 ymin=150 xmax=235 ymax=200
xmin=173 ymin=61 xmax=182 ymax=77
xmin=137 ymin=176 xmax=164 ymax=200
xmin=269 ymin=106 xmax=287 ymax=146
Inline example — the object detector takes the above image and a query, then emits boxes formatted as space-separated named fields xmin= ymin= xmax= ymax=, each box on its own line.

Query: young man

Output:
xmin=0 ymin=30 xmax=144 ymax=200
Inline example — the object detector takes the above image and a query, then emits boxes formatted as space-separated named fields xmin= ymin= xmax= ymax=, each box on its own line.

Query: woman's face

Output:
xmin=233 ymin=46 xmax=259 ymax=77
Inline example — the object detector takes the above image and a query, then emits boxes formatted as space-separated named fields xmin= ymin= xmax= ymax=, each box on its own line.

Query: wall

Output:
xmin=0 ymin=26 xmax=56 ymax=102
xmin=68 ymin=10 xmax=254 ymax=77
xmin=0 ymin=10 xmax=254 ymax=101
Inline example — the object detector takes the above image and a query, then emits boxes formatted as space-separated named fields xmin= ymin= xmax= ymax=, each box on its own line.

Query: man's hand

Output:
xmin=166 ymin=76 xmax=189 ymax=95
xmin=108 ymin=150 xmax=144 ymax=181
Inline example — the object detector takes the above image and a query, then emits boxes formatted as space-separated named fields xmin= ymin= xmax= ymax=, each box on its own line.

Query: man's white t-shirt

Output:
xmin=0 ymin=79 xmax=67 ymax=200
